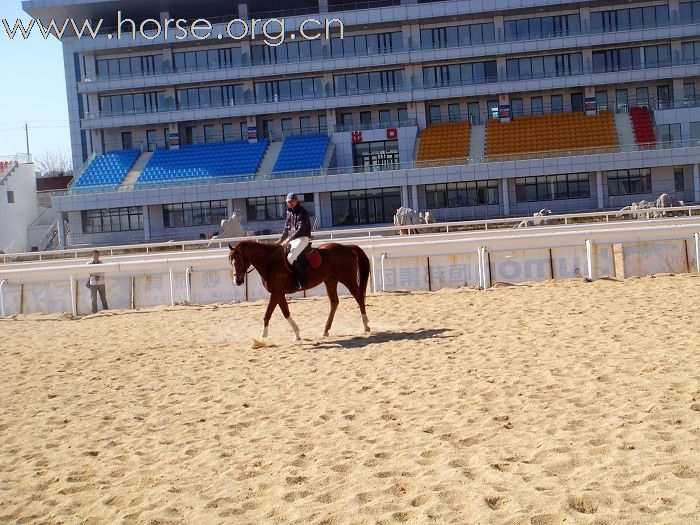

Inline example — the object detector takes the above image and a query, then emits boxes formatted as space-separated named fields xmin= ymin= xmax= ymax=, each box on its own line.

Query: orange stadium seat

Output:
xmin=485 ymin=111 xmax=618 ymax=159
xmin=416 ymin=122 xmax=470 ymax=166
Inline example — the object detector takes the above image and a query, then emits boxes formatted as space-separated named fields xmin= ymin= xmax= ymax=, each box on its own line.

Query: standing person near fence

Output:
xmin=86 ymin=250 xmax=108 ymax=313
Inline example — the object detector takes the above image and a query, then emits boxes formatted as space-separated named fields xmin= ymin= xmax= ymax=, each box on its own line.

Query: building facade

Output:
xmin=22 ymin=0 xmax=700 ymax=247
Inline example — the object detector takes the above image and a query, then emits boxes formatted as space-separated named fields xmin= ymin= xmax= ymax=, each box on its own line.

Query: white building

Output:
xmin=0 ymin=157 xmax=41 ymax=254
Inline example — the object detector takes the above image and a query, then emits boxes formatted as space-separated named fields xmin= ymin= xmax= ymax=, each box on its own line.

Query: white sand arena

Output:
xmin=1 ymin=274 xmax=699 ymax=525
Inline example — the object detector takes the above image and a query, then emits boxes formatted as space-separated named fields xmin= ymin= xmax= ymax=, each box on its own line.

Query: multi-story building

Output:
xmin=22 ymin=0 xmax=700 ymax=248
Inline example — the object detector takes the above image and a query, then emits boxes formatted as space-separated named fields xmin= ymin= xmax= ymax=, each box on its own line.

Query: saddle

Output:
xmin=284 ymin=243 xmax=322 ymax=273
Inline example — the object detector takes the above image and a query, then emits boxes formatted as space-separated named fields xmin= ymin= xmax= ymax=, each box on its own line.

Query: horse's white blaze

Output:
xmin=261 ymin=325 xmax=269 ymax=338
xmin=287 ymin=316 xmax=301 ymax=341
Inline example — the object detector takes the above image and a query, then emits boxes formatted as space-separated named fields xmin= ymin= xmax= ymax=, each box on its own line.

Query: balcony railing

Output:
xmin=60 ymin=138 xmax=700 ymax=196
xmin=81 ymin=18 xmax=700 ymax=84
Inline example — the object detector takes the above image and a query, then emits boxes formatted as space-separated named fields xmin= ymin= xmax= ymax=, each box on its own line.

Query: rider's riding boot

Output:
xmin=292 ymin=261 xmax=307 ymax=290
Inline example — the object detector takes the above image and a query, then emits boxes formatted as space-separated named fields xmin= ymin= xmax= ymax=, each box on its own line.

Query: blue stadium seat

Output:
xmin=272 ymin=134 xmax=330 ymax=173
xmin=135 ymin=140 xmax=269 ymax=187
xmin=72 ymin=149 xmax=140 ymax=189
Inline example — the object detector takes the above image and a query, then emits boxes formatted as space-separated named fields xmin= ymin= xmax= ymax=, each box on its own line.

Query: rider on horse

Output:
xmin=277 ymin=193 xmax=312 ymax=290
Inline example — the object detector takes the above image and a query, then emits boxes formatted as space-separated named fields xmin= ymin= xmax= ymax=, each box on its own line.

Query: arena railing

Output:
xmin=3 ymin=206 xmax=700 ymax=265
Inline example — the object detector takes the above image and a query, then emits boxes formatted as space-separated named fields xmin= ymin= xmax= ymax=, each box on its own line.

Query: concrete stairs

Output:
xmin=257 ymin=141 xmax=283 ymax=176
xmin=469 ymin=124 xmax=486 ymax=159
xmin=614 ymin=113 xmax=636 ymax=150
xmin=120 ymin=151 xmax=153 ymax=190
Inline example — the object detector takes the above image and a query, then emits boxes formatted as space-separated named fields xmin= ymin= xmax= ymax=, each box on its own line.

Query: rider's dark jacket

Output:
xmin=280 ymin=204 xmax=311 ymax=242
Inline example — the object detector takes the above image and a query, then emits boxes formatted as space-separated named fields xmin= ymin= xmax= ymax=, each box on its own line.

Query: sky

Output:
xmin=0 ymin=1 xmax=72 ymax=165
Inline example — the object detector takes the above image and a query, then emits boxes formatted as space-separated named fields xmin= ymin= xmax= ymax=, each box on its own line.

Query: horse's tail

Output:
xmin=352 ymin=245 xmax=371 ymax=303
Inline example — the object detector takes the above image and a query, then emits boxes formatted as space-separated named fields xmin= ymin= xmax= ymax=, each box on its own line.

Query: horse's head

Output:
xmin=228 ymin=243 xmax=249 ymax=286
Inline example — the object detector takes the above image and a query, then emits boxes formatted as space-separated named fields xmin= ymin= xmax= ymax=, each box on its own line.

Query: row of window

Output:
xmin=99 ymin=92 xmax=166 ymax=116
xmin=334 ymin=70 xmax=404 ymax=96
xmin=592 ymin=44 xmax=672 ymax=73
xmin=504 ymin=14 xmax=581 ymax=41
xmin=176 ymin=85 xmax=243 ymax=110
xmin=422 ymin=61 xmax=498 ymax=88
xmin=254 ymin=77 xmax=325 ymax=103
xmin=590 ymin=5 xmax=670 ymax=33
xmin=330 ymin=32 xmax=403 ymax=58
xmin=425 ymin=181 xmax=499 ymax=208
xmin=505 ymin=53 xmax=584 ymax=81
xmin=246 ymin=194 xmax=314 ymax=222
xmin=96 ymin=55 xmax=163 ymax=79
xmin=173 ymin=48 xmax=243 ymax=72
xmin=78 ymin=168 xmax=668 ymax=233
xmin=163 ymin=200 xmax=228 ymax=228
xmin=420 ymin=23 xmax=496 ymax=49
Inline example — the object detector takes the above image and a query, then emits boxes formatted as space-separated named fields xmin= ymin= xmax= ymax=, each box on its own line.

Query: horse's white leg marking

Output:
xmin=362 ymin=314 xmax=370 ymax=333
xmin=287 ymin=316 xmax=301 ymax=341
xmin=261 ymin=325 xmax=269 ymax=338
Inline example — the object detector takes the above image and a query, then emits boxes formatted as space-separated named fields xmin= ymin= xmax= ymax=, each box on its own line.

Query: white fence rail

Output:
xmin=1 ymin=218 xmax=699 ymax=317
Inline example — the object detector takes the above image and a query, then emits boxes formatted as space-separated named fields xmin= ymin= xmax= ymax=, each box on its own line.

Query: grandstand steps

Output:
xmin=469 ymin=124 xmax=486 ymax=159
xmin=614 ymin=112 xmax=636 ymax=149
xmin=258 ymin=141 xmax=283 ymax=175
xmin=120 ymin=151 xmax=153 ymax=190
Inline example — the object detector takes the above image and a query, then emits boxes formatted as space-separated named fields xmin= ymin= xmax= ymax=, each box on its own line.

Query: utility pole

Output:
xmin=25 ymin=122 xmax=30 ymax=156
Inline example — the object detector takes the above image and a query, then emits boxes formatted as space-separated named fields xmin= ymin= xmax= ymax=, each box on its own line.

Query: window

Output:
xmin=163 ymin=200 xmax=228 ymax=228
xmin=331 ymin=188 xmax=401 ymax=226
xmin=341 ymin=113 xmax=353 ymax=127
xmin=674 ymin=168 xmax=685 ymax=192
xmin=684 ymin=82 xmax=696 ymax=105
xmin=378 ymin=110 xmax=391 ymax=125
xmin=176 ymin=85 xmax=241 ymax=110
xmin=429 ymin=105 xmax=442 ymax=123
xmin=203 ymin=125 xmax=216 ymax=143
xmin=551 ymin=95 xmax=563 ymax=113
xmin=511 ymin=98 xmax=524 ymax=117
xmin=448 ymin=104 xmax=461 ymax=122
xmin=595 ymin=90 xmax=609 ymax=111
xmin=82 ymin=207 xmax=143 ymax=233
xmin=425 ymin=180 xmax=499 ymax=208
xmin=222 ymin=123 xmax=235 ymax=142
xmin=680 ymin=1 xmax=700 ymax=23
xmin=352 ymin=140 xmax=400 ymax=170
xmin=658 ymin=123 xmax=681 ymax=146
xmin=360 ymin=111 xmax=372 ymax=127
xmin=691 ymin=121 xmax=700 ymax=141
xmin=246 ymin=194 xmax=313 ymax=222
xmin=515 ymin=173 xmax=591 ymax=202
xmin=100 ymin=91 xmax=165 ymax=116
xmin=593 ymin=44 xmax=671 ymax=73
xmin=7 ymin=191 xmax=14 ymax=204
xmin=607 ymin=169 xmax=652 ymax=196
xmin=398 ymin=107 xmax=409 ymax=123
xmin=531 ymin=96 xmax=543 ymax=115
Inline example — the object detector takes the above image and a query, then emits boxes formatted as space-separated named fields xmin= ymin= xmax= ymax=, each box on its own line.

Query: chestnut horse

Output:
xmin=228 ymin=240 xmax=371 ymax=340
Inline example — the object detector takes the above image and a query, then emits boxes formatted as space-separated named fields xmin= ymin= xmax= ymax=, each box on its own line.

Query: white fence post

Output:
xmin=585 ymin=239 xmax=594 ymax=281
xmin=69 ymin=274 xmax=77 ymax=317
xmin=0 ymin=279 xmax=7 ymax=316
xmin=380 ymin=253 xmax=388 ymax=292
xmin=169 ymin=269 xmax=175 ymax=307
xmin=694 ymin=233 xmax=700 ymax=274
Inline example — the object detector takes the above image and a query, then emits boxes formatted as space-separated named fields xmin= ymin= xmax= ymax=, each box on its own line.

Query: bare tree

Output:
xmin=35 ymin=150 xmax=73 ymax=177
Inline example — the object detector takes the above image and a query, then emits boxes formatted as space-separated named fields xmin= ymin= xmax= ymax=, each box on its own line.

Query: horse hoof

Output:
xmin=322 ymin=331 xmax=329 ymax=337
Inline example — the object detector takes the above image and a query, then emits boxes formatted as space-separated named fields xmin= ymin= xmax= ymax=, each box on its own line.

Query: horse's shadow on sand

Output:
xmin=304 ymin=328 xmax=455 ymax=350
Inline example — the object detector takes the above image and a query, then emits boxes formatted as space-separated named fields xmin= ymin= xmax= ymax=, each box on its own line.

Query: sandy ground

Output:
xmin=1 ymin=274 xmax=699 ymax=525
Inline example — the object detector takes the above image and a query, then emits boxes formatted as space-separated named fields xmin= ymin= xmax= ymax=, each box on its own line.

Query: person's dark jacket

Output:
xmin=280 ymin=204 xmax=312 ymax=242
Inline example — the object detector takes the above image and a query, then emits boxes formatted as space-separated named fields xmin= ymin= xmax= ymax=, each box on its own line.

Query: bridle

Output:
xmin=231 ymin=251 xmax=255 ymax=280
